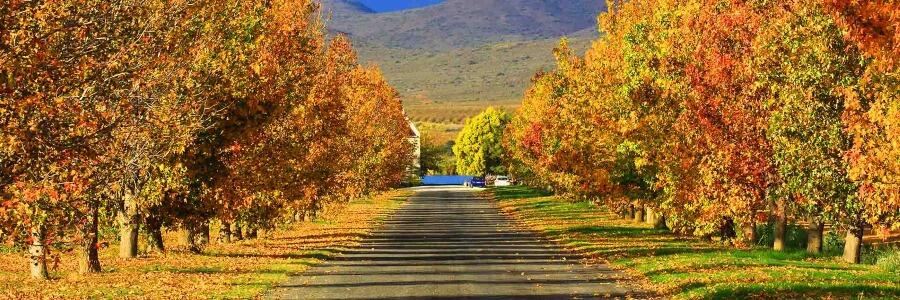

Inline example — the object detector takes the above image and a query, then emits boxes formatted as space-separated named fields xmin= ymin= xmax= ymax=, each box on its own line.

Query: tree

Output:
xmin=454 ymin=107 xmax=512 ymax=175
xmin=506 ymin=0 xmax=897 ymax=262
xmin=1 ymin=0 xmax=416 ymax=279
xmin=420 ymin=131 xmax=456 ymax=175
xmin=0 ymin=0 xmax=180 ymax=278
xmin=755 ymin=1 xmax=865 ymax=253
xmin=342 ymin=65 xmax=415 ymax=192
xmin=822 ymin=0 xmax=900 ymax=263
xmin=673 ymin=0 xmax=776 ymax=246
xmin=596 ymin=0 xmax=689 ymax=228
xmin=504 ymin=39 xmax=614 ymax=198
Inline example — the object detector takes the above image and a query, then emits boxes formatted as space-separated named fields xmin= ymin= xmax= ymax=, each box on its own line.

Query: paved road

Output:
xmin=269 ymin=186 xmax=642 ymax=299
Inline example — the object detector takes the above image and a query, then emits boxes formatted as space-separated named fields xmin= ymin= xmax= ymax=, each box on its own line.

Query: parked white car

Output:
xmin=494 ymin=176 xmax=511 ymax=186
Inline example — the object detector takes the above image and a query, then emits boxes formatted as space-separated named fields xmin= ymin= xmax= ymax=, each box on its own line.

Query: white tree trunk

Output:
xmin=843 ymin=228 xmax=863 ymax=263
xmin=28 ymin=226 xmax=49 ymax=280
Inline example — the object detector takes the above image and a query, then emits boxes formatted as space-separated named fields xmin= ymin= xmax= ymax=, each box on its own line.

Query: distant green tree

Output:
xmin=453 ymin=107 xmax=511 ymax=175
xmin=420 ymin=135 xmax=456 ymax=175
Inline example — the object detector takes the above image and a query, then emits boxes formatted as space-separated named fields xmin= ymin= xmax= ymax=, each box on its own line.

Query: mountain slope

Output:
xmin=355 ymin=0 xmax=444 ymax=12
xmin=320 ymin=0 xmax=607 ymax=122
xmin=324 ymin=0 xmax=606 ymax=49
xmin=322 ymin=0 xmax=374 ymax=15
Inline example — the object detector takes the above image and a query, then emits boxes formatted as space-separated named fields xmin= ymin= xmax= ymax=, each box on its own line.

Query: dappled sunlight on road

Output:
xmin=269 ymin=187 xmax=644 ymax=299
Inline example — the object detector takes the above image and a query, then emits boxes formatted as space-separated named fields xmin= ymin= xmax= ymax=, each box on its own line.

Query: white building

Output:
xmin=407 ymin=120 xmax=421 ymax=173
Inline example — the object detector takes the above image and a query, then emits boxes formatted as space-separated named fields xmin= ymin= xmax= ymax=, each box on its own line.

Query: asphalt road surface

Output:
xmin=268 ymin=186 xmax=643 ymax=299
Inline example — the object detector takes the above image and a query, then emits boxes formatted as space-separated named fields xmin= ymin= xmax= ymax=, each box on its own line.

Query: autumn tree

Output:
xmin=0 ymin=0 xmax=188 ymax=277
xmin=754 ymin=1 xmax=866 ymax=253
xmin=593 ymin=0 xmax=690 ymax=227
xmin=505 ymin=71 xmax=574 ymax=192
xmin=342 ymin=64 xmax=415 ymax=194
xmin=504 ymin=39 xmax=612 ymax=198
xmin=1 ymin=0 xmax=416 ymax=279
xmin=822 ymin=0 xmax=900 ymax=263
xmin=507 ymin=0 xmax=899 ymax=257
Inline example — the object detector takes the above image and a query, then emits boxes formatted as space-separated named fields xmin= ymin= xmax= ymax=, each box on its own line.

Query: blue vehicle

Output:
xmin=465 ymin=176 xmax=486 ymax=188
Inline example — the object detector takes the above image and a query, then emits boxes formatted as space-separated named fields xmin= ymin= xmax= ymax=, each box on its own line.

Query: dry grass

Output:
xmin=416 ymin=121 xmax=463 ymax=147
xmin=0 ymin=190 xmax=411 ymax=299
xmin=405 ymin=99 xmax=520 ymax=125
xmin=357 ymin=31 xmax=594 ymax=125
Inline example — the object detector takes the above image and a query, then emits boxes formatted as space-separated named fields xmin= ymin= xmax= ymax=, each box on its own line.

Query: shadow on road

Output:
xmin=268 ymin=186 xmax=645 ymax=299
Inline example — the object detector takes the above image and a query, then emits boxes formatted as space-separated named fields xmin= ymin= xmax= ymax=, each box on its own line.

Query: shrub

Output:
xmin=876 ymin=250 xmax=900 ymax=273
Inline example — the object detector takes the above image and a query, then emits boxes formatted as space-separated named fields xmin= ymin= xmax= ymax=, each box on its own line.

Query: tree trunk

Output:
xmin=842 ymin=227 xmax=863 ymax=264
xmin=806 ymin=221 xmax=824 ymax=254
xmin=118 ymin=194 xmax=140 ymax=258
xmin=28 ymin=226 xmax=49 ymax=280
xmin=198 ymin=222 xmax=210 ymax=246
xmin=246 ymin=226 xmax=257 ymax=239
xmin=181 ymin=226 xmax=203 ymax=253
xmin=773 ymin=206 xmax=787 ymax=251
xmin=232 ymin=223 xmax=243 ymax=240
xmin=633 ymin=205 xmax=644 ymax=222
xmin=653 ymin=214 xmax=667 ymax=230
xmin=219 ymin=221 xmax=232 ymax=243
xmin=628 ymin=205 xmax=635 ymax=220
xmin=742 ymin=220 xmax=757 ymax=247
xmin=645 ymin=208 xmax=656 ymax=225
xmin=146 ymin=223 xmax=165 ymax=253
xmin=79 ymin=205 xmax=102 ymax=273
xmin=720 ymin=217 xmax=737 ymax=242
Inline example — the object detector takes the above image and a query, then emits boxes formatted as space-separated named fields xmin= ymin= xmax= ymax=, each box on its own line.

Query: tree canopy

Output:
xmin=1 ymin=0 xmax=413 ymax=279
xmin=504 ymin=0 xmax=898 ymax=263
xmin=453 ymin=107 xmax=511 ymax=176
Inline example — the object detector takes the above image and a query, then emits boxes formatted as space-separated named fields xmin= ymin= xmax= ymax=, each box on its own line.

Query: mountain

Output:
xmin=324 ymin=0 xmax=606 ymax=49
xmin=355 ymin=0 xmax=444 ymax=13
xmin=322 ymin=0 xmax=374 ymax=15
xmin=320 ymin=0 xmax=607 ymax=123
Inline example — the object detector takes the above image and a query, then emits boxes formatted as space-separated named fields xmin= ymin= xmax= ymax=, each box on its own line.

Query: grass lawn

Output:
xmin=0 ymin=190 xmax=410 ymax=299
xmin=489 ymin=186 xmax=900 ymax=299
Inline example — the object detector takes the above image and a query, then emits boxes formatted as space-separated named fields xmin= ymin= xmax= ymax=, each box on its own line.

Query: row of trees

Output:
xmin=1 ymin=0 xmax=413 ymax=279
xmin=505 ymin=0 xmax=897 ymax=263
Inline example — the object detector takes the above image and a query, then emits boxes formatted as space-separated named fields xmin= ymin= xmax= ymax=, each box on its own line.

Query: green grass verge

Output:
xmin=491 ymin=186 xmax=900 ymax=299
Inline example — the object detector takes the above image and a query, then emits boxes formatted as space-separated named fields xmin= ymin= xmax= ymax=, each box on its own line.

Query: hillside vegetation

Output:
xmin=359 ymin=32 xmax=594 ymax=123
xmin=321 ymin=0 xmax=606 ymax=123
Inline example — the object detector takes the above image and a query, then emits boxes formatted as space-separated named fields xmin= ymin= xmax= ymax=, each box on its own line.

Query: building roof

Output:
xmin=407 ymin=119 xmax=420 ymax=138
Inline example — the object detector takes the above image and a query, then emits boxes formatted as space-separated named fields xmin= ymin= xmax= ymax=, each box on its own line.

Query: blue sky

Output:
xmin=356 ymin=0 xmax=444 ymax=12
